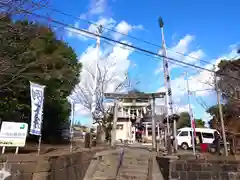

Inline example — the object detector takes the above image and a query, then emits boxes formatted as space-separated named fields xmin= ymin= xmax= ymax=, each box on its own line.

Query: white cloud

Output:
xmin=112 ymin=21 xmax=143 ymax=40
xmin=185 ymin=49 xmax=205 ymax=63
xmin=155 ymin=96 xmax=192 ymax=115
xmin=66 ymin=1 xmax=144 ymax=42
xmin=169 ymin=35 xmax=194 ymax=57
xmin=79 ymin=13 xmax=87 ymax=19
xmin=156 ymin=35 xmax=205 ymax=74
xmin=156 ymin=41 xmax=239 ymax=122
xmin=89 ymin=0 xmax=107 ymax=15
xmin=176 ymin=104 xmax=193 ymax=113
xmin=66 ymin=18 xmax=143 ymax=42
xmin=72 ymin=40 xmax=132 ymax=119
xmin=89 ymin=17 xmax=116 ymax=34
xmin=66 ymin=17 xmax=116 ymax=41
xmin=75 ymin=104 xmax=91 ymax=117
xmin=66 ymin=22 xmax=88 ymax=40
xmin=157 ymin=36 xmax=239 ymax=99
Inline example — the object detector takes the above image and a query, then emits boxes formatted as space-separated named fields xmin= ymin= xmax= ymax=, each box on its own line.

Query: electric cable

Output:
xmin=29 ymin=1 xmax=215 ymax=66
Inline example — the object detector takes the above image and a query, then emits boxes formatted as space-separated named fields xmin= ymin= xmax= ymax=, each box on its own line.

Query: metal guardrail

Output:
xmin=116 ymin=148 xmax=125 ymax=176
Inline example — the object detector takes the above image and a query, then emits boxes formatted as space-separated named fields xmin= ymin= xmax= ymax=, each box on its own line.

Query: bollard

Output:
xmin=166 ymin=135 xmax=172 ymax=155
xmin=85 ymin=133 xmax=91 ymax=148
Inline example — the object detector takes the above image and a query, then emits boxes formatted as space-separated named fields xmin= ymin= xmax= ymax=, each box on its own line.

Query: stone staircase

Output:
xmin=116 ymin=149 xmax=150 ymax=180
xmin=83 ymin=147 xmax=164 ymax=180
xmin=92 ymin=152 xmax=119 ymax=180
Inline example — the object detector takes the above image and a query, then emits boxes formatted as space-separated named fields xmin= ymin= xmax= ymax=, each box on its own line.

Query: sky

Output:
xmin=37 ymin=0 xmax=240 ymax=126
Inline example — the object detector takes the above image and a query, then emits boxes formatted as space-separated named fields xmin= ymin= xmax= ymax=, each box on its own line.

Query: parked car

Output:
xmin=56 ymin=122 xmax=72 ymax=143
xmin=176 ymin=127 xmax=219 ymax=150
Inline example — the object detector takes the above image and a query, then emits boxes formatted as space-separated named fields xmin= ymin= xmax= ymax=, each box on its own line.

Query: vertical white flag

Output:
xmin=70 ymin=99 xmax=75 ymax=135
xmin=30 ymin=82 xmax=45 ymax=136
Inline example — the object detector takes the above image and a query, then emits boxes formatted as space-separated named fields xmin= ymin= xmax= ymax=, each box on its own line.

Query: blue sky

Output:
xmin=38 ymin=0 xmax=240 ymax=126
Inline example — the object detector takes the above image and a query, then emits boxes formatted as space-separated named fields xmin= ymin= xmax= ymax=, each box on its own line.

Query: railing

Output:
xmin=116 ymin=148 xmax=125 ymax=176
xmin=226 ymin=131 xmax=240 ymax=154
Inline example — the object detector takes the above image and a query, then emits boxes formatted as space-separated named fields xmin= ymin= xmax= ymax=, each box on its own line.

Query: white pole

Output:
xmin=91 ymin=26 xmax=103 ymax=126
xmin=70 ymin=100 xmax=75 ymax=152
xmin=214 ymin=67 xmax=228 ymax=156
xmin=164 ymin=96 xmax=170 ymax=134
xmin=185 ymin=72 xmax=196 ymax=156
xmin=111 ymin=100 xmax=118 ymax=147
xmin=159 ymin=18 xmax=176 ymax=152
xmin=151 ymin=97 xmax=156 ymax=150
xmin=91 ymin=36 xmax=100 ymax=113
xmin=15 ymin=147 xmax=19 ymax=154
xmin=37 ymin=112 xmax=44 ymax=156
xmin=2 ymin=147 xmax=5 ymax=154
xmin=37 ymin=135 xmax=41 ymax=156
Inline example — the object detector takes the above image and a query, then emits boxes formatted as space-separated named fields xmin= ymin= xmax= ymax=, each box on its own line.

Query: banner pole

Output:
xmin=37 ymin=135 xmax=41 ymax=156
xmin=15 ymin=147 xmax=19 ymax=154
xmin=2 ymin=147 xmax=5 ymax=154
xmin=70 ymin=101 xmax=74 ymax=152
xmin=37 ymin=112 xmax=44 ymax=156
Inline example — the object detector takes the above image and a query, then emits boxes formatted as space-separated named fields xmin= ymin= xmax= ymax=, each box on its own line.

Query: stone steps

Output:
xmin=116 ymin=174 xmax=148 ymax=180
xmin=116 ymin=151 xmax=150 ymax=180
xmin=92 ymin=154 xmax=119 ymax=180
xmin=122 ymin=160 xmax=148 ymax=165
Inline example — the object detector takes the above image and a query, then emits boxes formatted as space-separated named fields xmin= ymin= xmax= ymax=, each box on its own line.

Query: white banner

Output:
xmin=30 ymin=82 xmax=45 ymax=136
xmin=69 ymin=99 xmax=75 ymax=137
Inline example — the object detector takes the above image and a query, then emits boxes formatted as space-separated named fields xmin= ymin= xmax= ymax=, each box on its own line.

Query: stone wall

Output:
xmin=0 ymin=148 xmax=106 ymax=180
xmin=157 ymin=156 xmax=240 ymax=180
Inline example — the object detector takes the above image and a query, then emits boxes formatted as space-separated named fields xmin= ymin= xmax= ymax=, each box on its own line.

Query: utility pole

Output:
xmin=111 ymin=100 xmax=118 ymax=147
xmin=67 ymin=97 xmax=75 ymax=152
xmin=91 ymin=25 xmax=103 ymax=138
xmin=185 ymin=72 xmax=196 ymax=156
xmin=91 ymin=25 xmax=103 ymax=114
xmin=159 ymin=17 xmax=177 ymax=152
xmin=165 ymin=96 xmax=170 ymax=135
xmin=70 ymin=100 xmax=75 ymax=152
xmin=214 ymin=66 xmax=228 ymax=156
xmin=151 ymin=95 xmax=156 ymax=150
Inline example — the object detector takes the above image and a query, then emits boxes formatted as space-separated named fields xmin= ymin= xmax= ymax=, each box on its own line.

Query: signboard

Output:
xmin=0 ymin=122 xmax=28 ymax=147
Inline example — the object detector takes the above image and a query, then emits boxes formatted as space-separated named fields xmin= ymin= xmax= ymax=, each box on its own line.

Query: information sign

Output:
xmin=0 ymin=122 xmax=28 ymax=147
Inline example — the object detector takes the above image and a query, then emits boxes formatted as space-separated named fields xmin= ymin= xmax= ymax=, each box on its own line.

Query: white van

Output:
xmin=176 ymin=127 xmax=219 ymax=150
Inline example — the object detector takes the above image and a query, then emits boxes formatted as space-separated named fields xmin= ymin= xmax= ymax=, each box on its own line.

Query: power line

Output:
xmin=1 ymin=2 xmax=240 ymax=83
xmin=0 ymin=3 xmax=224 ymax=73
xmin=25 ymin=2 xmax=215 ymax=67
xmin=1 ymin=36 xmax=238 ymax=107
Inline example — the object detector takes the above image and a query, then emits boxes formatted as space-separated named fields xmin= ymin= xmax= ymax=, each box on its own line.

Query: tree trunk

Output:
xmin=96 ymin=125 xmax=105 ymax=144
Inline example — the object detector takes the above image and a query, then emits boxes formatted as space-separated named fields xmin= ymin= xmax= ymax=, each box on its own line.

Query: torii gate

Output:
xmin=104 ymin=92 xmax=166 ymax=150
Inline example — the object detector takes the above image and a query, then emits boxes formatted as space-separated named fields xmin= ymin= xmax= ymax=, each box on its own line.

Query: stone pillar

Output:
xmin=145 ymin=124 xmax=148 ymax=137
xmin=85 ymin=133 xmax=91 ymax=148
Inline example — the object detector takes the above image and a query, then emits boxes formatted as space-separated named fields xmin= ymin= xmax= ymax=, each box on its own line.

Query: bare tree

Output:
xmin=74 ymin=59 xmax=131 ymax=126
xmin=0 ymin=0 xmax=49 ymax=17
xmin=72 ymin=57 xmax=139 ymax=142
